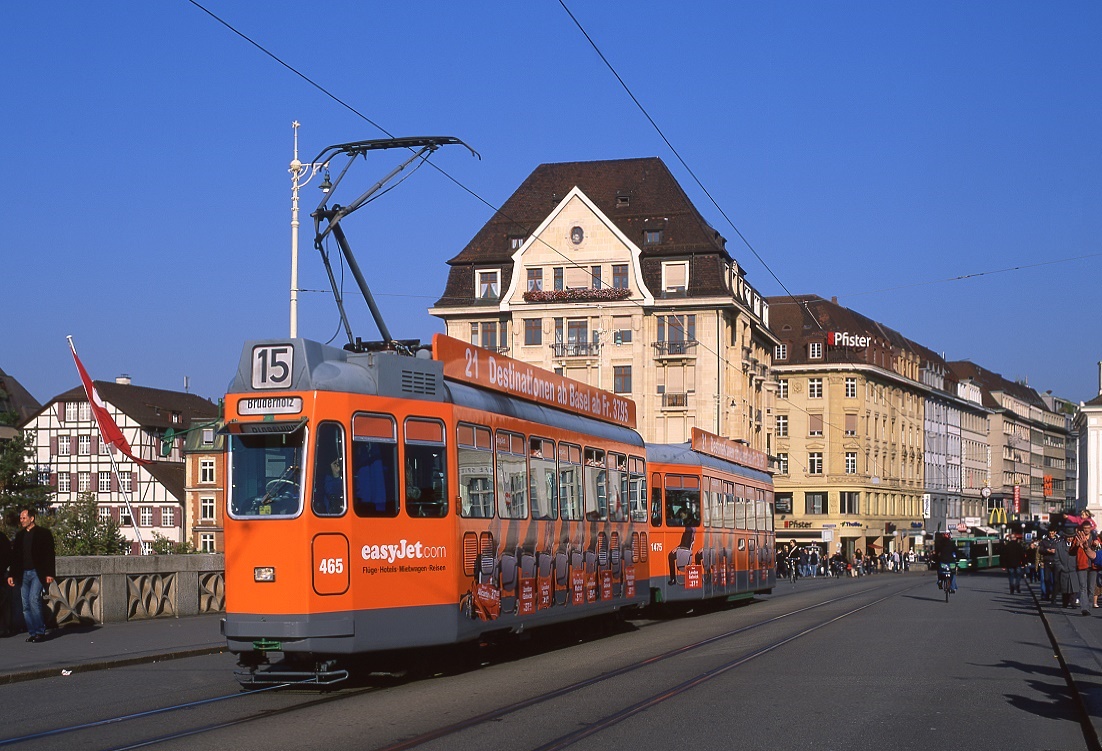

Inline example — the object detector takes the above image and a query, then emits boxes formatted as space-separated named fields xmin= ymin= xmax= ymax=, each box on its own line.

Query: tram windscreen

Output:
xmin=229 ymin=429 xmax=306 ymax=517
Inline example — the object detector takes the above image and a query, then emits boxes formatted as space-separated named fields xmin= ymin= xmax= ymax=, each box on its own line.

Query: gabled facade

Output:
xmin=24 ymin=377 xmax=219 ymax=554
xmin=429 ymin=157 xmax=777 ymax=450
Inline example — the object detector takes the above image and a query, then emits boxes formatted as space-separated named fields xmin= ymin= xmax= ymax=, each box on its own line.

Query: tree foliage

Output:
xmin=51 ymin=492 xmax=127 ymax=556
xmin=149 ymin=532 xmax=198 ymax=555
xmin=0 ymin=431 xmax=53 ymax=537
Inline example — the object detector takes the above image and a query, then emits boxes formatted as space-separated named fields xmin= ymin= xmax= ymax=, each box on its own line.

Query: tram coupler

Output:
xmin=234 ymin=657 xmax=349 ymax=689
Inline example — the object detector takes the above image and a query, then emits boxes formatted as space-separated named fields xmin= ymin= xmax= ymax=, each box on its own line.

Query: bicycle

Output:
xmin=937 ymin=562 xmax=958 ymax=602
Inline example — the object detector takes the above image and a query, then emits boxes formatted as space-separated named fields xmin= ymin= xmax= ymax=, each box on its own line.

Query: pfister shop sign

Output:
xmin=827 ymin=331 xmax=871 ymax=349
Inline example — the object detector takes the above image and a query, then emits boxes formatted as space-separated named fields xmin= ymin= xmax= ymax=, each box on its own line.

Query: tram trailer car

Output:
xmin=646 ymin=430 xmax=775 ymax=605
xmin=223 ymin=336 xmax=654 ymax=686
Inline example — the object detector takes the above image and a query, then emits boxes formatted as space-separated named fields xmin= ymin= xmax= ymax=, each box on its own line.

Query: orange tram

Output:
xmin=222 ymin=335 xmax=775 ymax=686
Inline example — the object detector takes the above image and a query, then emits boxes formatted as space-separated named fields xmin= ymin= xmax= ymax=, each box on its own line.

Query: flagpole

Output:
xmin=104 ymin=433 xmax=145 ymax=554
xmin=67 ymin=336 xmax=146 ymax=554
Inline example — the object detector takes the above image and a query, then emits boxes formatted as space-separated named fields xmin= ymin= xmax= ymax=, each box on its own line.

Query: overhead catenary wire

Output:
xmin=184 ymin=1 xmax=1028 ymax=490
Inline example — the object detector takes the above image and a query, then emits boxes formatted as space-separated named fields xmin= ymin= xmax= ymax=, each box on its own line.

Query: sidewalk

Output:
xmin=0 ymin=612 xmax=225 ymax=684
xmin=1035 ymin=583 xmax=1102 ymax=750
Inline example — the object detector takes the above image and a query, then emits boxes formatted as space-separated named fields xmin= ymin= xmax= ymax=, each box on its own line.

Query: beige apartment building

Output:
xmin=429 ymin=158 xmax=777 ymax=451
xmin=948 ymin=361 xmax=1070 ymax=522
xmin=766 ymin=296 xmax=927 ymax=559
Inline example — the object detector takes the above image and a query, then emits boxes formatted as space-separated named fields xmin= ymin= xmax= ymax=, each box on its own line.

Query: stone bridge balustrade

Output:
xmin=47 ymin=554 xmax=225 ymax=625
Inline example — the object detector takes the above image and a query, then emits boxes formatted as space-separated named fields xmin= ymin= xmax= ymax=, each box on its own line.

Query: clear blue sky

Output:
xmin=3 ymin=2 xmax=1099 ymax=408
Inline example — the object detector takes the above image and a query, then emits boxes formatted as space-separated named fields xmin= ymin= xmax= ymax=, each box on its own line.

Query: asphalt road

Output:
xmin=0 ymin=569 xmax=1087 ymax=751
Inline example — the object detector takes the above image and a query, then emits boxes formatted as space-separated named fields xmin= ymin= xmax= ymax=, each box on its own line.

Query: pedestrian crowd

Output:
xmin=1 ymin=506 xmax=57 ymax=643
xmin=1029 ymin=509 xmax=1100 ymax=616
xmin=777 ymin=541 xmax=915 ymax=580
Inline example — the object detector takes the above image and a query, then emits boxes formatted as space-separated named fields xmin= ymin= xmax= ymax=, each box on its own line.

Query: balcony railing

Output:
xmin=661 ymin=392 xmax=689 ymax=408
xmin=652 ymin=340 xmax=697 ymax=357
xmin=552 ymin=342 xmax=601 ymax=357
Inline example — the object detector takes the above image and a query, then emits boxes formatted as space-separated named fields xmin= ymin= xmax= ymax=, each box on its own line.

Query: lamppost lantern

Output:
xmin=289 ymin=121 xmax=329 ymax=338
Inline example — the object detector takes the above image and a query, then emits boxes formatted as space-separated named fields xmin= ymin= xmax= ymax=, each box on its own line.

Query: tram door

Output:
xmin=311 ymin=421 xmax=352 ymax=601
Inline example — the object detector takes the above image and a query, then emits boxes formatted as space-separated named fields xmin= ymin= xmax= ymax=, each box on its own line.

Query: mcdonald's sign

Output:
xmin=988 ymin=507 xmax=1008 ymax=526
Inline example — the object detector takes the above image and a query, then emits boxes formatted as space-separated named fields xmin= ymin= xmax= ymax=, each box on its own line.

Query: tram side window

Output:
xmin=724 ymin=482 xmax=735 ymax=529
xmin=351 ymin=413 xmax=399 ymax=518
xmin=629 ymin=456 xmax=647 ymax=523
xmin=765 ymin=490 xmax=775 ymax=532
xmin=312 ymin=421 xmax=346 ymax=517
xmin=529 ymin=438 xmax=558 ymax=520
xmin=735 ymin=484 xmax=747 ymax=530
xmin=497 ymin=431 xmax=528 ymax=519
xmin=558 ymin=443 xmax=583 ymax=521
xmin=583 ymin=447 xmax=607 ymax=521
xmin=665 ymin=475 xmax=700 ymax=527
xmin=650 ymin=472 xmax=663 ymax=527
xmin=755 ymin=492 xmax=766 ymax=533
xmin=606 ymin=452 xmax=627 ymax=522
xmin=228 ymin=428 xmax=306 ymax=517
xmin=458 ymin=424 xmax=494 ymax=518
xmin=405 ymin=418 xmax=448 ymax=518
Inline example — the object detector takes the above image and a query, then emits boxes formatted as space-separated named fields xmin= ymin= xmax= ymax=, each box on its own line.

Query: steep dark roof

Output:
xmin=946 ymin=360 xmax=1045 ymax=412
xmin=143 ymin=461 xmax=186 ymax=503
xmin=765 ymin=294 xmax=915 ymax=367
xmin=436 ymin=157 xmax=733 ymax=307
xmin=0 ymin=368 xmax=41 ymax=425
xmin=42 ymin=381 xmax=218 ymax=430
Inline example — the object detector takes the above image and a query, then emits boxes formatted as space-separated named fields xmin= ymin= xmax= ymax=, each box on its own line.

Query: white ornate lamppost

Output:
xmin=289 ymin=121 xmax=330 ymax=337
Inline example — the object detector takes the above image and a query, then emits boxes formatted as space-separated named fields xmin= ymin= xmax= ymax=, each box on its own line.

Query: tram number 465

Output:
xmin=319 ymin=558 xmax=345 ymax=575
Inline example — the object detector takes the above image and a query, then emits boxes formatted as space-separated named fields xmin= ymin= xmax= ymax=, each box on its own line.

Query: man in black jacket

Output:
xmin=6 ymin=507 xmax=55 ymax=643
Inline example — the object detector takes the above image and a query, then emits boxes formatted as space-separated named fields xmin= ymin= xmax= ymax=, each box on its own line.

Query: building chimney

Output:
xmin=831 ymin=296 xmax=838 ymax=305
xmin=115 ymin=374 xmax=132 ymax=386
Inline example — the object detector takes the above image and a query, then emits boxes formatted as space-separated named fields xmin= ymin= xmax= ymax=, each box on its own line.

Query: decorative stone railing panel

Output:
xmin=127 ymin=573 xmax=177 ymax=620
xmin=49 ymin=575 xmax=100 ymax=626
xmin=199 ymin=571 xmax=226 ymax=613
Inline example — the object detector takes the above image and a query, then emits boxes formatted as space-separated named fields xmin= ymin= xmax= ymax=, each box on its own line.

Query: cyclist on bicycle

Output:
xmin=786 ymin=540 xmax=801 ymax=581
xmin=934 ymin=532 xmax=959 ymax=593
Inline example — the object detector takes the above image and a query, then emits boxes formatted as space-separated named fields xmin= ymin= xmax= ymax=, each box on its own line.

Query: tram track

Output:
xmin=2 ymin=578 xmax=912 ymax=751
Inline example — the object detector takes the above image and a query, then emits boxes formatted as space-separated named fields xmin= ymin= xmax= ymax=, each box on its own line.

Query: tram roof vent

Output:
xmin=371 ymin=352 xmax=444 ymax=402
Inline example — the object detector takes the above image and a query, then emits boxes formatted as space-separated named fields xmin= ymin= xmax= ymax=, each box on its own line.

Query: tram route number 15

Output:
xmin=252 ymin=345 xmax=294 ymax=390
xmin=319 ymin=558 xmax=345 ymax=575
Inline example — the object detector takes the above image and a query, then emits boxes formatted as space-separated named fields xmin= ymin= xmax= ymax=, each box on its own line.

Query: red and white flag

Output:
xmin=68 ymin=337 xmax=150 ymax=465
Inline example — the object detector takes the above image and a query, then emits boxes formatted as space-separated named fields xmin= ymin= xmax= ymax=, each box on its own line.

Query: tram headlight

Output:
xmin=254 ymin=566 xmax=276 ymax=583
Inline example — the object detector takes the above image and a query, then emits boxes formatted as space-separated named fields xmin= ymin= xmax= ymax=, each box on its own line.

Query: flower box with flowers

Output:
xmin=523 ymin=288 xmax=632 ymax=303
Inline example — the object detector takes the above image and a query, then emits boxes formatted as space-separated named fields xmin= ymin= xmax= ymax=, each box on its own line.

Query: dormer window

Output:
xmin=477 ymin=269 xmax=500 ymax=300
xmin=616 ymin=192 xmax=631 ymax=208
xmin=661 ymin=261 xmax=688 ymax=297
xmin=644 ymin=229 xmax=663 ymax=246
xmin=509 ymin=235 xmax=526 ymax=250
